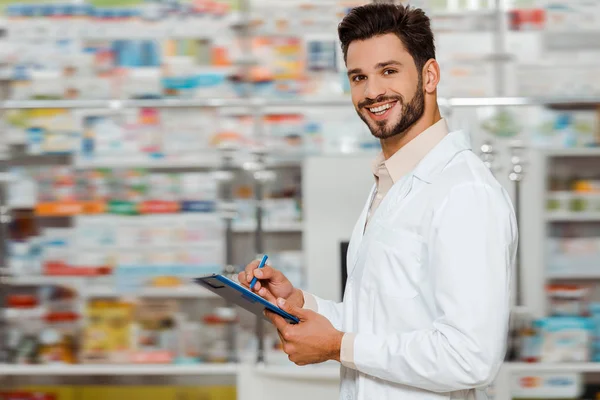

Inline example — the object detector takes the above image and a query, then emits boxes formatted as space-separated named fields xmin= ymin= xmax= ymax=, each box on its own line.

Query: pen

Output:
xmin=250 ymin=254 xmax=268 ymax=290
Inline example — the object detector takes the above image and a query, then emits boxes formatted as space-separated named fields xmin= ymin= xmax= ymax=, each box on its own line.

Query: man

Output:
xmin=239 ymin=3 xmax=518 ymax=400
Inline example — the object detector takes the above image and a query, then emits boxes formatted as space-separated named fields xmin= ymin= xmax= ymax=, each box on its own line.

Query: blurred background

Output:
xmin=0 ymin=0 xmax=599 ymax=399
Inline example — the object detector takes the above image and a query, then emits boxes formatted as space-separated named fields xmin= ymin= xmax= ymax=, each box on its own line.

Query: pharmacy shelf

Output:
xmin=85 ymin=285 xmax=219 ymax=299
xmin=73 ymin=154 xmax=304 ymax=169
xmin=0 ymin=98 xmax=250 ymax=110
xmin=430 ymin=9 xmax=496 ymax=18
xmin=74 ymin=156 xmax=221 ymax=169
xmin=545 ymin=212 xmax=600 ymax=222
xmin=3 ymin=308 xmax=45 ymax=320
xmin=0 ymin=363 xmax=239 ymax=376
xmin=543 ymin=147 xmax=600 ymax=157
xmin=8 ymin=275 xmax=85 ymax=287
xmin=2 ymin=96 xmax=600 ymax=110
xmin=440 ymin=96 xmax=600 ymax=108
xmin=506 ymin=362 xmax=600 ymax=373
xmin=8 ymin=276 xmax=218 ymax=298
xmin=546 ymin=271 xmax=600 ymax=280
xmin=0 ymin=97 xmax=352 ymax=110
xmin=233 ymin=221 xmax=303 ymax=233
xmin=255 ymin=364 xmax=340 ymax=381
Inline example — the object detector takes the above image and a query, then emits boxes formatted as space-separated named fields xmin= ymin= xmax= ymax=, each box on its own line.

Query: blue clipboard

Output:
xmin=194 ymin=274 xmax=300 ymax=324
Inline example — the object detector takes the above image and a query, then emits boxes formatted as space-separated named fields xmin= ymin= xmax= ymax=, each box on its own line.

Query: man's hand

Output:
xmin=238 ymin=260 xmax=304 ymax=308
xmin=266 ymin=298 xmax=344 ymax=366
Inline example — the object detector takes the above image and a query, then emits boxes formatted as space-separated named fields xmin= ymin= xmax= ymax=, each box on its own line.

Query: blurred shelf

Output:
xmin=430 ymin=10 xmax=497 ymax=18
xmin=9 ymin=275 xmax=86 ymax=287
xmin=506 ymin=362 xmax=600 ymax=373
xmin=232 ymin=221 xmax=303 ymax=233
xmin=0 ymin=97 xmax=351 ymax=110
xmin=546 ymin=271 xmax=600 ymax=280
xmin=543 ymin=148 xmax=600 ymax=157
xmin=0 ymin=363 xmax=239 ymax=376
xmin=545 ymin=212 xmax=600 ymax=222
xmin=3 ymin=308 xmax=45 ymax=320
xmin=74 ymin=156 xmax=220 ymax=169
xmin=1 ymin=99 xmax=114 ymax=109
xmin=74 ymin=155 xmax=303 ymax=169
xmin=74 ymin=242 xmax=222 ymax=251
xmin=0 ymin=98 xmax=248 ymax=110
xmin=86 ymin=285 xmax=219 ymax=299
xmin=440 ymin=96 xmax=600 ymax=108
xmin=255 ymin=364 xmax=340 ymax=380
xmin=263 ymin=97 xmax=352 ymax=107
xmin=2 ymin=96 xmax=600 ymax=110
xmin=8 ymin=276 xmax=218 ymax=298
xmin=7 ymin=153 xmax=72 ymax=167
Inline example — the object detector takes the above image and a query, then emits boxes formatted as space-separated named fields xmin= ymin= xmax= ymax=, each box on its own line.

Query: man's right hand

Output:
xmin=238 ymin=260 xmax=305 ymax=308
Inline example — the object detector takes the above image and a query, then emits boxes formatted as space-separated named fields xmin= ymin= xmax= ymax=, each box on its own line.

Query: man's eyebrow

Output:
xmin=347 ymin=68 xmax=362 ymax=77
xmin=375 ymin=60 xmax=402 ymax=69
xmin=346 ymin=60 xmax=403 ymax=77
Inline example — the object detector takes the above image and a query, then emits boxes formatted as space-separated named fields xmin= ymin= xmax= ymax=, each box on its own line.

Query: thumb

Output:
xmin=277 ymin=297 xmax=307 ymax=320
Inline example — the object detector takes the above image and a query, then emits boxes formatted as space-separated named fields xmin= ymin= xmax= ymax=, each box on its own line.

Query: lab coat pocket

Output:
xmin=367 ymin=222 xmax=424 ymax=299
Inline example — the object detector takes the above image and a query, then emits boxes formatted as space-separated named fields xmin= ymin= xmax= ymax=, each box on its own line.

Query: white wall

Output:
xmin=302 ymin=155 xmax=374 ymax=302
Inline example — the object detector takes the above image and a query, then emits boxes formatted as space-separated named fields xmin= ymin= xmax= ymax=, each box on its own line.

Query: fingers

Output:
xmin=251 ymin=265 xmax=279 ymax=281
xmin=242 ymin=262 xmax=278 ymax=283
xmin=265 ymin=310 xmax=288 ymax=332
xmin=277 ymin=298 xmax=307 ymax=321
xmin=242 ymin=263 xmax=281 ymax=292
xmin=257 ymin=287 xmax=278 ymax=304
xmin=237 ymin=271 xmax=248 ymax=287
xmin=242 ymin=260 xmax=261 ymax=286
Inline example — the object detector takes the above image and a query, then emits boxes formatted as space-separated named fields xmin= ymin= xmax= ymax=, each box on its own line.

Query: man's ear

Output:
xmin=422 ymin=59 xmax=440 ymax=94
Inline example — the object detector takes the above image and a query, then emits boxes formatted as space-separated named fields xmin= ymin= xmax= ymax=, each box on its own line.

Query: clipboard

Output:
xmin=194 ymin=274 xmax=300 ymax=324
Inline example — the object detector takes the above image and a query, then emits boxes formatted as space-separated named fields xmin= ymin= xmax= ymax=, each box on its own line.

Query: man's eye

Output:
xmin=352 ymin=75 xmax=366 ymax=82
xmin=383 ymin=69 xmax=397 ymax=75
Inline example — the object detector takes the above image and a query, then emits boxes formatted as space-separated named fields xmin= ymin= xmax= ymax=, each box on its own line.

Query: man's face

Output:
xmin=346 ymin=33 xmax=425 ymax=140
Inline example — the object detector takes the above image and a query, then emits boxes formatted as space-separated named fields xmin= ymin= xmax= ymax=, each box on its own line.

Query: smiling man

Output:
xmin=240 ymin=4 xmax=518 ymax=400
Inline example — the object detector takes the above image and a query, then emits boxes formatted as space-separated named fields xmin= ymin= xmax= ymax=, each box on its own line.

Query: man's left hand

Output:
xmin=265 ymin=298 xmax=344 ymax=366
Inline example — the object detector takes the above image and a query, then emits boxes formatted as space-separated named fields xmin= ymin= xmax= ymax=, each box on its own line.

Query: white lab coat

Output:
xmin=312 ymin=130 xmax=518 ymax=400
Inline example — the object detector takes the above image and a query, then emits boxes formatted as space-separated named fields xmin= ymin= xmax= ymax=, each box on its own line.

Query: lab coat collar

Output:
xmin=412 ymin=130 xmax=472 ymax=184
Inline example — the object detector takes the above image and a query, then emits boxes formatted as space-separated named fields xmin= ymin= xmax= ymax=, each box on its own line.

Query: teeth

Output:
xmin=368 ymin=102 xmax=394 ymax=113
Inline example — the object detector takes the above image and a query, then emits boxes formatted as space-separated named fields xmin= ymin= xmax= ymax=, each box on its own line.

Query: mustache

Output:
xmin=358 ymin=95 xmax=403 ymax=110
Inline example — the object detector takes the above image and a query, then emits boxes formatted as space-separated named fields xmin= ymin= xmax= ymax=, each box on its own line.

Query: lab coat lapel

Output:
xmin=348 ymin=173 xmax=414 ymax=279
xmin=345 ymin=130 xmax=471 ymax=293
xmin=346 ymin=184 xmax=375 ymax=277
xmin=386 ymin=173 xmax=415 ymax=211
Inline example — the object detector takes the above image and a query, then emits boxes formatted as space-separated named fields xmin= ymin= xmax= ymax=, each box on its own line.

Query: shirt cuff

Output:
xmin=301 ymin=290 xmax=318 ymax=312
xmin=340 ymin=333 xmax=356 ymax=369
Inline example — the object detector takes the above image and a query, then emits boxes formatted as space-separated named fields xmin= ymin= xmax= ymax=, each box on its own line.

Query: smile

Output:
xmin=366 ymin=101 xmax=398 ymax=117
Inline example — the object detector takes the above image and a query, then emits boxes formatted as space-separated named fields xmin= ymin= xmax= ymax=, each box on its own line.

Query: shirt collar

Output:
xmin=371 ymin=118 xmax=450 ymax=184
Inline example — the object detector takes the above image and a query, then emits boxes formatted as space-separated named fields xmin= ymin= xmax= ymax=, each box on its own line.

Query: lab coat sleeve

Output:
xmin=303 ymin=291 xmax=344 ymax=331
xmin=347 ymin=182 xmax=516 ymax=392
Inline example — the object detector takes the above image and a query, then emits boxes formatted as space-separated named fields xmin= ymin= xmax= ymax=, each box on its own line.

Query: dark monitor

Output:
xmin=340 ymin=241 xmax=349 ymax=299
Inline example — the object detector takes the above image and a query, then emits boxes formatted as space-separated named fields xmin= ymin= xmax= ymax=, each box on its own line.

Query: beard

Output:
xmin=356 ymin=76 xmax=425 ymax=140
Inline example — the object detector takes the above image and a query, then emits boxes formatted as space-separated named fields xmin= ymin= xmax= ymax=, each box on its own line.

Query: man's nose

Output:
xmin=363 ymin=77 xmax=386 ymax=101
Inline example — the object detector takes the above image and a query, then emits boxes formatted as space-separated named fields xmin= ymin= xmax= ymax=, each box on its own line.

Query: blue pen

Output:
xmin=250 ymin=254 xmax=268 ymax=290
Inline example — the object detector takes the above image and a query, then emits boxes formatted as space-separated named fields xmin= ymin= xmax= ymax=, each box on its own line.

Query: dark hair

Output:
xmin=338 ymin=3 xmax=436 ymax=72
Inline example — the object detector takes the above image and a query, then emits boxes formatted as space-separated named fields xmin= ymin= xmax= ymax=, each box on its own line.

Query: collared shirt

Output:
xmin=366 ymin=118 xmax=450 ymax=226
